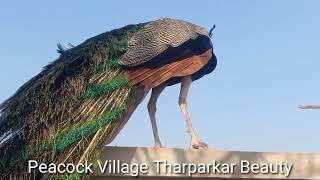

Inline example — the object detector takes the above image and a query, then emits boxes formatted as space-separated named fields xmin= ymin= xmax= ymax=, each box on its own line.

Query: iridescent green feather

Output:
xmin=0 ymin=22 xmax=146 ymax=180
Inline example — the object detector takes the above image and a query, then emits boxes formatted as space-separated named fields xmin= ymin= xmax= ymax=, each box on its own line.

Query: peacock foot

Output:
xmin=154 ymin=142 xmax=163 ymax=148
xmin=190 ymin=139 xmax=208 ymax=150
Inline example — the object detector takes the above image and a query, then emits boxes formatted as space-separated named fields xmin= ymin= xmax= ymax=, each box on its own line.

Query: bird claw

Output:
xmin=190 ymin=139 xmax=208 ymax=150
xmin=154 ymin=142 xmax=163 ymax=148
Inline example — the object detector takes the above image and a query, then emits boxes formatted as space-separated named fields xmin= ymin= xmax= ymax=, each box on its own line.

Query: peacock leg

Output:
xmin=147 ymin=83 xmax=167 ymax=148
xmin=179 ymin=75 xmax=208 ymax=150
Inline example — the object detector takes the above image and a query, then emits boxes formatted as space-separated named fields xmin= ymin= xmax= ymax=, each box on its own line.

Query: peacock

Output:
xmin=0 ymin=18 xmax=217 ymax=179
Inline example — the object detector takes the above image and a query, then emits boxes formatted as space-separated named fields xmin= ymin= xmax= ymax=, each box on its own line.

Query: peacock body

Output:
xmin=0 ymin=18 xmax=217 ymax=179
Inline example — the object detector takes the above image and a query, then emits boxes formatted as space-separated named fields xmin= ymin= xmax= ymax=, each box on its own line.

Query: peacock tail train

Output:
xmin=0 ymin=23 xmax=145 ymax=179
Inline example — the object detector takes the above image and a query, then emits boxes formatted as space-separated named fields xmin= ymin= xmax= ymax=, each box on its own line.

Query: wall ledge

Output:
xmin=90 ymin=146 xmax=320 ymax=179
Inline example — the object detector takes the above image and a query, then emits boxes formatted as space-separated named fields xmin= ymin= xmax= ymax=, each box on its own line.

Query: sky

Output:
xmin=0 ymin=0 xmax=319 ymax=153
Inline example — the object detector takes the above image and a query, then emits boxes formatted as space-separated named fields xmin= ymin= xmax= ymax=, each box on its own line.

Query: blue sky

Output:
xmin=1 ymin=0 xmax=319 ymax=152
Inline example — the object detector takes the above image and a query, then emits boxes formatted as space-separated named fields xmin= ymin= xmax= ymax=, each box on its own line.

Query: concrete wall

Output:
xmin=90 ymin=146 xmax=320 ymax=179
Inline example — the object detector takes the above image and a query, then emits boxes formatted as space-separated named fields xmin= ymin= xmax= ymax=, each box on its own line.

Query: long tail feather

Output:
xmin=0 ymin=23 xmax=145 ymax=179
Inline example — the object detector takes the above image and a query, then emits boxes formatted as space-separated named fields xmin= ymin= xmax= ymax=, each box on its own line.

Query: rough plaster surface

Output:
xmin=90 ymin=146 xmax=320 ymax=179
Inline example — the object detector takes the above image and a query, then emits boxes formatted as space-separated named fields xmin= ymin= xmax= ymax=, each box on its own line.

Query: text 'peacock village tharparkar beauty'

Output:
xmin=27 ymin=159 xmax=293 ymax=177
